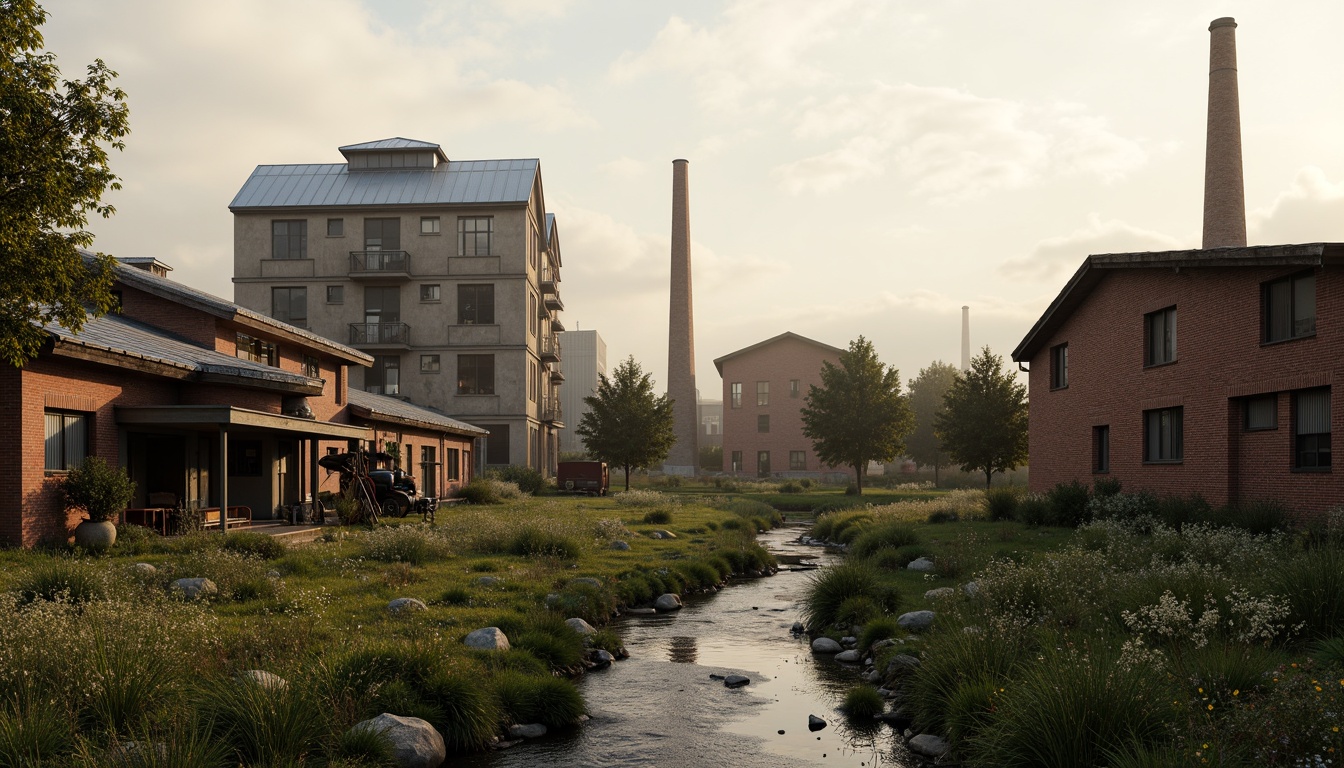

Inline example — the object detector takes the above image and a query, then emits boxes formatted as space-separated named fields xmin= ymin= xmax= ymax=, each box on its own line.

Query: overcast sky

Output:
xmin=42 ymin=0 xmax=1344 ymax=397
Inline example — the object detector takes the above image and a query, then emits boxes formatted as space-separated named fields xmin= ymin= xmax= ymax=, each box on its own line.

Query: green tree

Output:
xmin=698 ymin=443 xmax=722 ymax=471
xmin=1 ymin=1 xmax=129 ymax=366
xmin=800 ymin=336 xmax=914 ymax=494
xmin=936 ymin=347 xmax=1029 ymax=489
xmin=576 ymin=356 xmax=675 ymax=491
xmin=906 ymin=360 xmax=960 ymax=486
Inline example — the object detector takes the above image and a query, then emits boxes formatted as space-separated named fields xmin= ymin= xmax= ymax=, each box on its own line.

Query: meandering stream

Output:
xmin=461 ymin=526 xmax=918 ymax=767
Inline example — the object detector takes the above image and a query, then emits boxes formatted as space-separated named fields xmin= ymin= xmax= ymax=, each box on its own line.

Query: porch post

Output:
xmin=219 ymin=425 xmax=229 ymax=534
xmin=309 ymin=437 xmax=319 ymax=523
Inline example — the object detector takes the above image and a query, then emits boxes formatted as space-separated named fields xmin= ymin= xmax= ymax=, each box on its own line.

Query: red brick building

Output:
xmin=1 ymin=256 xmax=485 ymax=547
xmin=714 ymin=332 xmax=852 ymax=480
xmin=1012 ymin=243 xmax=1343 ymax=513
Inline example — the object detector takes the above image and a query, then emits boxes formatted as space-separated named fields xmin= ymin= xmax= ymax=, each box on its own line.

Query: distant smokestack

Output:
xmin=960 ymin=306 xmax=970 ymax=372
xmin=665 ymin=159 xmax=698 ymax=474
xmin=1202 ymin=17 xmax=1247 ymax=249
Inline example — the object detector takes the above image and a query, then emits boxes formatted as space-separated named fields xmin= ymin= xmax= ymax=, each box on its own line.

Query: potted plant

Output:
xmin=61 ymin=456 xmax=136 ymax=550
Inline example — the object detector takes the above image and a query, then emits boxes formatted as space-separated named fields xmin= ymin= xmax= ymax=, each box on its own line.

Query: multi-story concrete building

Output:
xmin=714 ymin=332 xmax=852 ymax=480
xmin=556 ymin=329 xmax=606 ymax=455
xmin=230 ymin=138 xmax=566 ymax=475
xmin=698 ymin=398 xmax=722 ymax=449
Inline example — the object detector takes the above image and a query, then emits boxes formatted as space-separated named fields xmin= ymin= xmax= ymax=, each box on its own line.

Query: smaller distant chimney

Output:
xmin=961 ymin=306 xmax=970 ymax=372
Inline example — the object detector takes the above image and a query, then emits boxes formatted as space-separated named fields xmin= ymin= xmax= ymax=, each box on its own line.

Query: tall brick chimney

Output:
xmin=1202 ymin=17 xmax=1247 ymax=249
xmin=960 ymin=306 xmax=970 ymax=372
xmin=665 ymin=159 xmax=699 ymax=475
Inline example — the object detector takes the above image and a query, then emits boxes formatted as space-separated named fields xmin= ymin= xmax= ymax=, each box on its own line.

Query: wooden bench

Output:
xmin=200 ymin=506 xmax=253 ymax=529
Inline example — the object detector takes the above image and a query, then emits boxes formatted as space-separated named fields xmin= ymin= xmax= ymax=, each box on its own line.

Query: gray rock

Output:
xmin=508 ymin=723 xmax=548 ymax=740
xmin=840 ymin=636 xmax=857 ymax=647
xmin=866 ymin=670 xmax=883 ymax=683
xmin=648 ymin=529 xmax=677 ymax=539
xmin=625 ymin=607 xmax=658 ymax=615
xmin=897 ymin=610 xmax=935 ymax=632
xmin=475 ymin=576 xmax=501 ymax=587
xmin=464 ymin=627 xmax=511 ymax=651
xmin=609 ymin=540 xmax=631 ymax=551
xmin=834 ymin=649 xmax=861 ymax=663
xmin=808 ymin=715 xmax=827 ymax=731
xmin=909 ymin=733 xmax=950 ymax=758
xmin=565 ymin=617 xmax=597 ymax=635
xmin=886 ymin=654 xmax=922 ymax=677
xmin=962 ymin=580 xmax=980 ymax=596
xmin=882 ymin=708 xmax=916 ymax=728
xmin=811 ymin=637 xmax=843 ymax=653
xmin=265 ymin=570 xmax=282 ymax=580
xmin=570 ymin=577 xmax=602 ymax=588
xmin=654 ymin=593 xmax=683 ymax=612
xmin=906 ymin=557 xmax=935 ymax=573
xmin=924 ymin=587 xmax=955 ymax=601
xmin=170 ymin=578 xmax=217 ymax=600
xmin=352 ymin=713 xmax=446 ymax=768
xmin=544 ymin=593 xmax=560 ymax=607
xmin=132 ymin=562 xmax=156 ymax=575
xmin=723 ymin=674 xmax=750 ymax=688
xmin=588 ymin=649 xmax=615 ymax=668
xmin=387 ymin=597 xmax=427 ymax=614
xmin=238 ymin=670 xmax=288 ymax=691
xmin=871 ymin=638 xmax=897 ymax=651
xmin=790 ymin=621 xmax=805 ymax=634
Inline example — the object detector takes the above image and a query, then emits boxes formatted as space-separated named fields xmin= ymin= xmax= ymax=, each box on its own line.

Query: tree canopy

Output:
xmin=935 ymin=347 xmax=1029 ymax=488
xmin=800 ymin=336 xmax=913 ymax=494
xmin=0 ymin=0 xmax=129 ymax=366
xmin=906 ymin=360 xmax=960 ymax=485
xmin=575 ymin=356 xmax=676 ymax=491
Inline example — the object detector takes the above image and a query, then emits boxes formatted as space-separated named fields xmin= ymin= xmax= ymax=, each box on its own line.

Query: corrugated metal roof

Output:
xmin=339 ymin=137 xmax=441 ymax=152
xmin=45 ymin=312 xmax=317 ymax=390
xmin=347 ymin=389 xmax=489 ymax=436
xmin=229 ymin=158 xmax=539 ymax=210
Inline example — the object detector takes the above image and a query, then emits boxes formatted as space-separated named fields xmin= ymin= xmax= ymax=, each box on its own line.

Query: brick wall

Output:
xmin=1028 ymin=264 xmax=1343 ymax=515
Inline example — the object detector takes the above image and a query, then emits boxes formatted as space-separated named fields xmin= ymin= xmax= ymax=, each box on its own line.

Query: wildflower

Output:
xmin=1232 ymin=689 xmax=1239 ymax=696
xmin=1207 ymin=704 xmax=1214 ymax=710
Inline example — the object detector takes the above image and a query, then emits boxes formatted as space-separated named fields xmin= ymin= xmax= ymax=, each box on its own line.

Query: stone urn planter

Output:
xmin=73 ymin=519 xmax=117 ymax=550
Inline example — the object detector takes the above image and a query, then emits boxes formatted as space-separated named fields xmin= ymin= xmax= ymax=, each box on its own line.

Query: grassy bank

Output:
xmin=0 ymin=491 xmax=777 ymax=766
xmin=802 ymin=487 xmax=1344 ymax=766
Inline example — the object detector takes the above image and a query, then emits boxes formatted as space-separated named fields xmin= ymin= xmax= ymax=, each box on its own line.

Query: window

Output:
xmin=528 ymin=361 xmax=537 ymax=402
xmin=1294 ymin=388 xmax=1331 ymax=469
xmin=303 ymin=355 xmax=319 ymax=378
xmin=790 ymin=379 xmax=801 ymax=398
xmin=271 ymin=220 xmax=306 ymax=259
xmin=326 ymin=285 xmax=344 ymax=304
xmin=420 ymin=216 xmax=440 ymax=235
xmin=758 ymin=414 xmax=770 ymax=433
xmin=482 ymin=424 xmax=510 ymax=465
xmin=458 ymin=354 xmax=495 ymax=395
xmin=530 ymin=293 xmax=539 ymax=338
xmin=1093 ymin=425 xmax=1110 ymax=473
xmin=459 ymin=217 xmax=493 ymax=256
xmin=1145 ymin=307 xmax=1176 ymax=366
xmin=730 ymin=382 xmax=742 ymax=409
xmin=1246 ymin=394 xmax=1277 ymax=430
xmin=446 ymin=447 xmax=461 ymax=481
xmin=1050 ymin=343 xmax=1068 ymax=389
xmin=364 ymin=286 xmax=400 ymax=324
xmin=367 ymin=355 xmax=400 ymax=395
xmin=236 ymin=333 xmax=278 ymax=367
xmin=1144 ymin=407 xmax=1183 ymax=463
xmin=420 ymin=284 xmax=441 ymax=302
xmin=364 ymin=218 xmax=400 ymax=251
xmin=327 ymin=218 xmax=343 ymax=237
xmin=757 ymin=381 xmax=769 ymax=406
xmin=757 ymin=451 xmax=771 ymax=477
xmin=730 ymin=450 xmax=742 ymax=472
xmin=458 ymin=285 xmax=495 ymax=325
xmin=1264 ymin=272 xmax=1316 ymax=342
xmin=789 ymin=451 xmax=806 ymax=471
xmin=420 ymin=446 xmax=437 ymax=495
xmin=44 ymin=410 xmax=88 ymax=471
xmin=271 ymin=287 xmax=307 ymax=326
xmin=420 ymin=354 xmax=440 ymax=373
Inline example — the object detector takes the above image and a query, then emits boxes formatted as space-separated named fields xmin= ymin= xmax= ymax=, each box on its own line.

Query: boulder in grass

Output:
xmin=897 ymin=610 xmax=935 ymax=632
xmin=811 ymin=637 xmax=843 ymax=653
xmin=132 ymin=562 xmax=156 ymax=576
xmin=570 ymin=577 xmax=602 ymax=588
xmin=609 ymin=540 xmax=631 ymax=551
xmin=475 ymin=576 xmax=501 ymax=587
xmin=238 ymin=670 xmax=288 ymax=691
xmin=387 ymin=598 xmax=427 ymax=614
xmin=352 ymin=713 xmax=445 ymax=768
xmin=648 ymin=530 xmax=677 ymax=539
xmin=508 ymin=723 xmax=547 ymax=740
xmin=171 ymin=578 xmax=217 ymax=600
xmin=924 ymin=587 xmax=955 ymax=601
xmin=909 ymin=734 xmax=950 ymax=758
xmin=834 ymin=650 xmax=861 ymax=663
xmin=566 ymin=618 xmax=597 ymax=636
xmin=906 ymin=557 xmax=935 ymax=573
xmin=654 ymin=593 xmax=683 ymax=612
xmin=464 ymin=627 xmax=510 ymax=651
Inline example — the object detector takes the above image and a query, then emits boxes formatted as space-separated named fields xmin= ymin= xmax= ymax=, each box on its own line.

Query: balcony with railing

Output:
xmin=539 ymin=334 xmax=561 ymax=363
xmin=349 ymin=322 xmax=411 ymax=348
xmin=349 ymin=251 xmax=411 ymax=279
xmin=542 ymin=396 xmax=563 ymax=424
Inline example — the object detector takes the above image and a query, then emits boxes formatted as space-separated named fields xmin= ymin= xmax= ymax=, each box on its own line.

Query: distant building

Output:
xmin=557 ymin=329 xmax=606 ymax=454
xmin=698 ymin=398 xmax=722 ymax=449
xmin=714 ymin=332 xmax=852 ymax=479
xmin=229 ymin=138 xmax=566 ymax=476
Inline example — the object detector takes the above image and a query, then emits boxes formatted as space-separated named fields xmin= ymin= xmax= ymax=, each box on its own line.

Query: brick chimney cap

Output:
xmin=1209 ymin=17 xmax=1237 ymax=30
xmin=673 ymin=158 xmax=689 ymax=164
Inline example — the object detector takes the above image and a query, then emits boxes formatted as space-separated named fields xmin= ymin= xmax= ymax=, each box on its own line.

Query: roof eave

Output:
xmin=349 ymin=403 xmax=488 ymax=438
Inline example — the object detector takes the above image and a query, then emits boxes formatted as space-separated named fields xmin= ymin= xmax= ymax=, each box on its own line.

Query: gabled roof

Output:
xmin=544 ymin=213 xmax=562 ymax=267
xmin=713 ymin=332 xmax=845 ymax=376
xmin=228 ymin=158 xmax=540 ymax=210
xmin=339 ymin=137 xmax=446 ymax=156
xmin=102 ymin=254 xmax=372 ymax=365
xmin=45 ymin=312 xmax=322 ymax=395
xmin=1012 ymin=242 xmax=1344 ymax=362
xmin=347 ymin=389 xmax=489 ymax=437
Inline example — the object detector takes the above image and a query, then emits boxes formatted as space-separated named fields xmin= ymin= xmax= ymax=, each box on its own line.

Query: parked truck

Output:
xmin=556 ymin=461 xmax=609 ymax=496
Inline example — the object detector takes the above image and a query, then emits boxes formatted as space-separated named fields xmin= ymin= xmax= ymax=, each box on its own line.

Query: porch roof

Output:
xmin=114 ymin=405 xmax=370 ymax=439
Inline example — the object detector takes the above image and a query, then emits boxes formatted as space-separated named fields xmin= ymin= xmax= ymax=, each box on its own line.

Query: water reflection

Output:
xmin=667 ymin=635 xmax=698 ymax=664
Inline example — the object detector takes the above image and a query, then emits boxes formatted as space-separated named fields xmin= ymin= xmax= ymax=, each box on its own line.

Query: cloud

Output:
xmin=775 ymin=84 xmax=1148 ymax=199
xmin=999 ymin=214 xmax=1186 ymax=280
xmin=1249 ymin=166 xmax=1344 ymax=245
xmin=598 ymin=157 xmax=648 ymax=180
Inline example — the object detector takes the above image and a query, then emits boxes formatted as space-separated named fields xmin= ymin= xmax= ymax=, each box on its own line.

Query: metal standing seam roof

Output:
xmin=228 ymin=158 xmax=540 ymax=210
xmin=346 ymin=388 xmax=489 ymax=437
xmin=339 ymin=137 xmax=444 ymax=153
xmin=44 ymin=312 xmax=318 ymax=390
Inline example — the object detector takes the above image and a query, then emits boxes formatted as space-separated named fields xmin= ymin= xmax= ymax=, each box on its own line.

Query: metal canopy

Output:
xmin=114 ymin=405 xmax=370 ymax=440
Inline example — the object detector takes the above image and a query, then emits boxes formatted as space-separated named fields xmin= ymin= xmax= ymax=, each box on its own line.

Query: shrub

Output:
xmin=779 ymin=480 xmax=804 ymax=494
xmin=1219 ymin=498 xmax=1291 ymax=535
xmin=509 ymin=620 xmax=586 ymax=670
xmin=840 ymin=686 xmax=884 ymax=719
xmin=16 ymin=558 xmax=107 ymax=605
xmin=197 ymin=673 xmax=326 ymax=766
xmin=799 ymin=478 xmax=813 ymax=489
xmin=844 ymin=485 xmax=860 ymax=496
xmin=801 ymin=561 xmax=897 ymax=630
xmin=1092 ymin=476 xmax=1122 ymax=498
xmin=1016 ymin=494 xmax=1052 ymax=527
xmin=222 ymin=530 xmax=286 ymax=560
xmin=675 ymin=561 xmax=722 ymax=590
xmin=984 ymin=487 xmax=1021 ymax=522
xmin=642 ymin=509 xmax=673 ymax=525
xmin=436 ymin=587 xmax=471 ymax=606
xmin=1154 ymin=493 xmax=1213 ymax=529
xmin=834 ymin=595 xmax=881 ymax=627
xmin=614 ymin=489 xmax=673 ymax=508
xmin=454 ymin=478 xmax=522 ymax=504
xmin=0 ymin=700 xmax=73 ymax=766
xmin=486 ymin=465 xmax=546 ymax=495
xmin=113 ymin=522 xmax=160 ymax=554
xmin=334 ymin=724 xmax=397 ymax=767
xmin=1046 ymin=480 xmax=1091 ymax=527
xmin=857 ymin=617 xmax=902 ymax=654
xmin=60 ymin=456 xmax=136 ymax=523
xmin=1271 ymin=545 xmax=1344 ymax=639
xmin=491 ymin=671 xmax=586 ymax=729
xmin=550 ymin=582 xmax=617 ymax=625
xmin=508 ymin=527 xmax=581 ymax=560
xmin=908 ymin=618 xmax=1031 ymax=734
xmin=849 ymin=521 xmax=920 ymax=558
xmin=1313 ymin=636 xmax=1344 ymax=669
xmin=361 ymin=525 xmax=452 ymax=565
xmin=722 ymin=499 xmax=783 ymax=528
xmin=418 ymin=670 xmax=501 ymax=754
xmin=943 ymin=674 xmax=998 ymax=747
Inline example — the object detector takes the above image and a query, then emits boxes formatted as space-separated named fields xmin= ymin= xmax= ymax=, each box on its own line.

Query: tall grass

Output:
xmin=196 ymin=673 xmax=326 ymax=766
xmin=849 ymin=521 xmax=920 ymax=558
xmin=801 ymin=561 xmax=899 ymax=630
xmin=1270 ymin=544 xmax=1344 ymax=639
